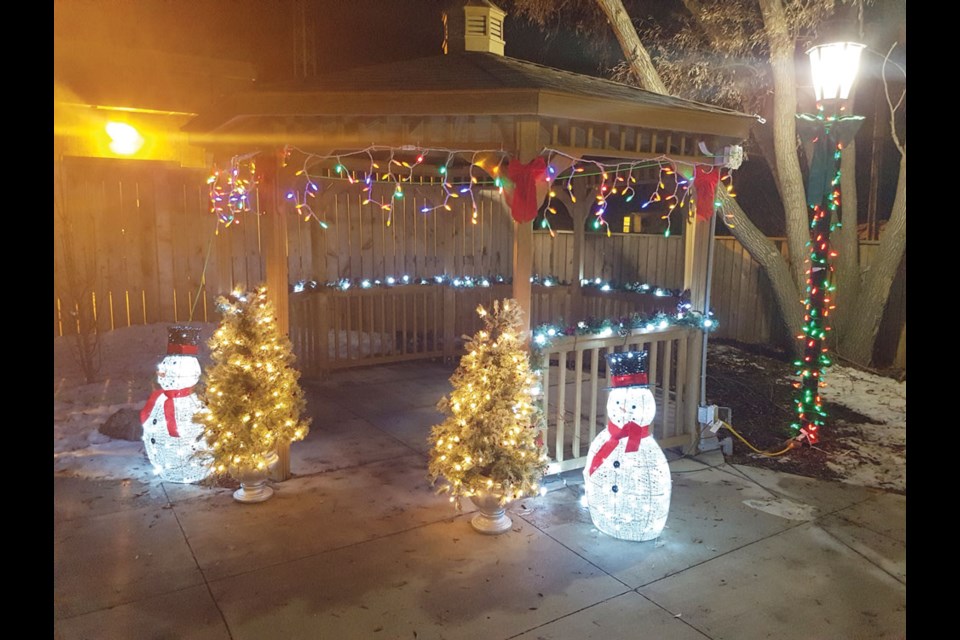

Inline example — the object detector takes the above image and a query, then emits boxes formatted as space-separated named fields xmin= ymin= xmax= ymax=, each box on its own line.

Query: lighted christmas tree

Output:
xmin=428 ymin=299 xmax=547 ymax=510
xmin=197 ymin=285 xmax=310 ymax=476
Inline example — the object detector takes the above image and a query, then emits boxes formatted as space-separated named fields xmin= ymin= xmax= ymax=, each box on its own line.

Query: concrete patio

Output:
xmin=54 ymin=360 xmax=906 ymax=640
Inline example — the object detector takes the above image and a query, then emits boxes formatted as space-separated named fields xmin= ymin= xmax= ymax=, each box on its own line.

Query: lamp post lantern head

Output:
xmin=806 ymin=39 xmax=866 ymax=104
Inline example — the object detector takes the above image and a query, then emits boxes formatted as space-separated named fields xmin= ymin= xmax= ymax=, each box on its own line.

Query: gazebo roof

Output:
xmin=184 ymin=51 xmax=756 ymax=143
xmin=278 ymin=53 xmax=745 ymax=116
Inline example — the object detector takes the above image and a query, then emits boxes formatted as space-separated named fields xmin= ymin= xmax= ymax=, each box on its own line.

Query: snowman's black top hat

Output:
xmin=605 ymin=350 xmax=649 ymax=388
xmin=167 ymin=325 xmax=201 ymax=355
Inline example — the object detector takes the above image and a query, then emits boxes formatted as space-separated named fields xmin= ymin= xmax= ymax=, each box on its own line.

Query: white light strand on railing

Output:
xmin=291 ymin=273 xmax=686 ymax=300
xmin=530 ymin=305 xmax=716 ymax=353
xmin=286 ymin=272 xmax=714 ymax=340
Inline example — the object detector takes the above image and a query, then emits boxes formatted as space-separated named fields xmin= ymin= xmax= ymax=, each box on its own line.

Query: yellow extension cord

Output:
xmin=719 ymin=420 xmax=794 ymax=457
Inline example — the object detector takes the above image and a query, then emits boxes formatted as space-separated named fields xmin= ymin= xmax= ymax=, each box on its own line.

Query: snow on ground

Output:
xmin=54 ymin=324 xmax=906 ymax=493
xmin=54 ymin=323 xmax=217 ymax=483
xmin=817 ymin=364 xmax=906 ymax=493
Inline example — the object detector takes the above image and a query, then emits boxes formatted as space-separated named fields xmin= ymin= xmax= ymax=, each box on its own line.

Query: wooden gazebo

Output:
xmin=185 ymin=1 xmax=755 ymax=474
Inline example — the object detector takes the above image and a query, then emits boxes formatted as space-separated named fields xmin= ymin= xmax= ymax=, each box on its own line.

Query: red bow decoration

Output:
xmin=694 ymin=165 xmax=722 ymax=221
xmin=140 ymin=387 xmax=195 ymax=437
xmin=587 ymin=420 xmax=651 ymax=476
xmin=506 ymin=156 xmax=547 ymax=223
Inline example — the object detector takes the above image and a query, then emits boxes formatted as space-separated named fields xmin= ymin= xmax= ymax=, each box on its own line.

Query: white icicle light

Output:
xmin=141 ymin=327 xmax=211 ymax=484
xmin=583 ymin=350 xmax=671 ymax=541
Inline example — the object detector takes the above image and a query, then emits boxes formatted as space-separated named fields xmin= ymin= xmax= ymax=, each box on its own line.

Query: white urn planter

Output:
xmin=229 ymin=450 xmax=279 ymax=503
xmin=469 ymin=486 xmax=512 ymax=535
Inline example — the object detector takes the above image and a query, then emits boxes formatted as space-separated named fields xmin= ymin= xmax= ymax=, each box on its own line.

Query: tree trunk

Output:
xmin=838 ymin=149 xmax=906 ymax=365
xmin=757 ymin=0 xmax=814 ymax=293
xmin=595 ymin=0 xmax=669 ymax=94
xmin=718 ymin=188 xmax=803 ymax=351
xmin=832 ymin=140 xmax=861 ymax=344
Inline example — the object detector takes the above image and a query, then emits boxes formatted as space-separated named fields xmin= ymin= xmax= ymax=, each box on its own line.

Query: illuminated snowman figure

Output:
xmin=140 ymin=326 xmax=210 ymax=484
xmin=583 ymin=350 xmax=671 ymax=541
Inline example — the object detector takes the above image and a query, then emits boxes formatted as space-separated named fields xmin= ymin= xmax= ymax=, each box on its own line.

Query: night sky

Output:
xmin=53 ymin=0 xmax=630 ymax=81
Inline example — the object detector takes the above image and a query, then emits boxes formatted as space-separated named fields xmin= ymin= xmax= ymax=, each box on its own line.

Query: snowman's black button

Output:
xmin=613 ymin=461 xmax=620 ymax=468
xmin=611 ymin=485 xmax=619 ymax=493
xmin=152 ymin=419 xmax=157 ymax=425
xmin=150 ymin=438 xmax=156 ymax=444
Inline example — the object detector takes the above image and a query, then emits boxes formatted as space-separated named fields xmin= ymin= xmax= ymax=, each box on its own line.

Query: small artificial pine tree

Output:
xmin=197 ymin=286 xmax=310 ymax=475
xmin=428 ymin=299 xmax=547 ymax=509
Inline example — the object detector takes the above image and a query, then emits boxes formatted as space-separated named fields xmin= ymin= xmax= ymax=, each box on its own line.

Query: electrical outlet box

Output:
xmin=717 ymin=406 xmax=732 ymax=425
xmin=698 ymin=404 xmax=718 ymax=425
xmin=697 ymin=405 xmax=733 ymax=454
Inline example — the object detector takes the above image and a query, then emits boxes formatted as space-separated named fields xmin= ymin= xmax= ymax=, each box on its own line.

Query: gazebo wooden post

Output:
xmin=682 ymin=202 xmax=714 ymax=454
xmin=258 ymin=150 xmax=293 ymax=481
xmin=512 ymin=117 xmax=539 ymax=335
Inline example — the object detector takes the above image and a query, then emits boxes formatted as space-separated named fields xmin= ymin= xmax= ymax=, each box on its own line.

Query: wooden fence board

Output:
xmin=121 ymin=176 xmax=146 ymax=327
xmin=137 ymin=173 xmax=161 ymax=325
xmin=736 ymin=240 xmax=756 ymax=341
xmin=334 ymin=192 xmax=350 ymax=280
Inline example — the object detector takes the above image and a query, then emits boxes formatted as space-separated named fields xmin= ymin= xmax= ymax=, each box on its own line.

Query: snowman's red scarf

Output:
xmin=587 ymin=421 xmax=650 ymax=476
xmin=140 ymin=387 xmax=195 ymax=437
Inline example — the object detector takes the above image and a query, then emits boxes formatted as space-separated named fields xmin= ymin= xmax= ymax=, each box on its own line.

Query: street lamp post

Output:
xmin=791 ymin=35 xmax=865 ymax=446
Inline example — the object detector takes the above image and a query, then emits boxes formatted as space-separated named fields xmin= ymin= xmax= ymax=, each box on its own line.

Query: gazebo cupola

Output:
xmin=445 ymin=0 xmax=507 ymax=56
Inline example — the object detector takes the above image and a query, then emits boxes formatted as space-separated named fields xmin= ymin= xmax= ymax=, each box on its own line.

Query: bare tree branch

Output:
xmin=594 ymin=0 xmax=669 ymax=94
xmin=882 ymin=42 xmax=906 ymax=156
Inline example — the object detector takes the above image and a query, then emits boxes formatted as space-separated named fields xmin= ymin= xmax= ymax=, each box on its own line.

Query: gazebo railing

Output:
xmin=290 ymin=284 xmax=682 ymax=375
xmin=536 ymin=325 xmax=699 ymax=474
xmin=290 ymin=285 xmax=700 ymax=470
xmin=289 ymin=284 xmax=515 ymax=374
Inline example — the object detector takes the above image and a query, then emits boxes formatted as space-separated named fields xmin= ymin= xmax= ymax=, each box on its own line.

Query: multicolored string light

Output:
xmin=282 ymin=146 xmax=509 ymax=229
xmin=791 ymin=109 xmax=843 ymax=446
xmin=207 ymin=154 xmax=258 ymax=227
xmin=540 ymin=153 xmax=697 ymax=238
xmin=260 ymin=145 xmax=737 ymax=236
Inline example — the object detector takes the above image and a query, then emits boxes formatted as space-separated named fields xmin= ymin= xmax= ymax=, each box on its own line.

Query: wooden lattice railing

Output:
xmin=289 ymin=284 xmax=516 ymax=374
xmin=289 ymin=284 xmax=681 ymax=374
xmin=535 ymin=326 xmax=700 ymax=473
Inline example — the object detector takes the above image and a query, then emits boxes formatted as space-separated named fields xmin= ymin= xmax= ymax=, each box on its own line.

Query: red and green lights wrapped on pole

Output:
xmin=792 ymin=110 xmax=863 ymax=445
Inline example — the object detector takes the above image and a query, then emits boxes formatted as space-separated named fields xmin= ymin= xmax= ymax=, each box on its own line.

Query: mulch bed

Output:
xmin=704 ymin=339 xmax=883 ymax=483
